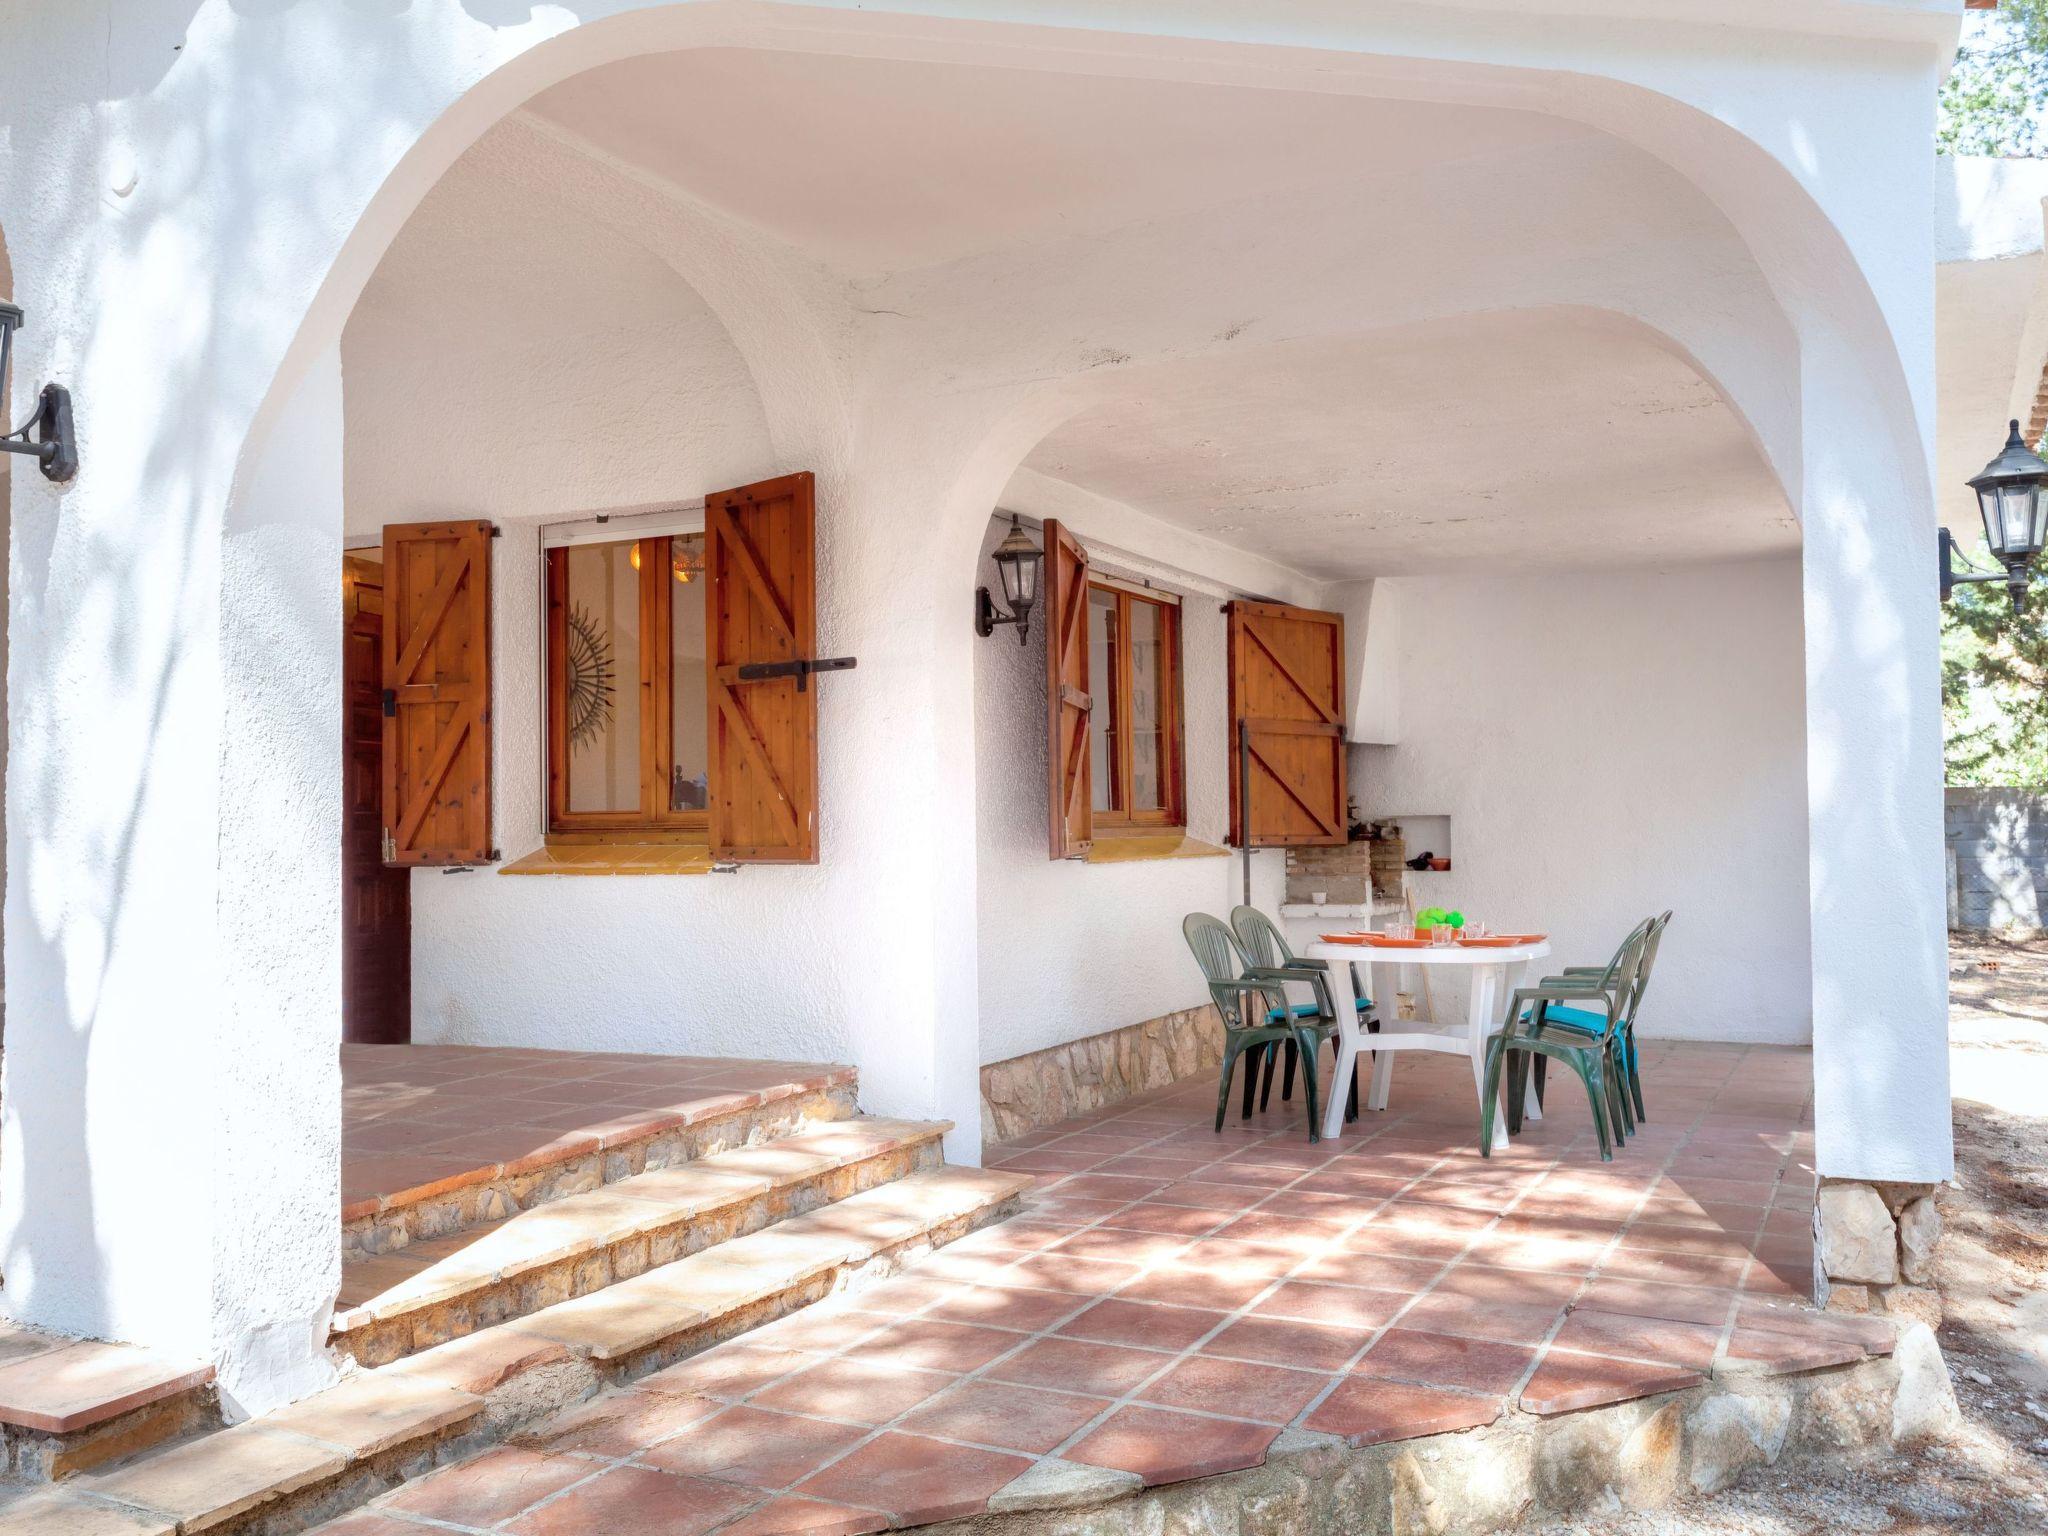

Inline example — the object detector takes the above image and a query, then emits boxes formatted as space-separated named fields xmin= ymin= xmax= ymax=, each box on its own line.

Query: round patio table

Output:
xmin=1301 ymin=936 xmax=1552 ymax=1147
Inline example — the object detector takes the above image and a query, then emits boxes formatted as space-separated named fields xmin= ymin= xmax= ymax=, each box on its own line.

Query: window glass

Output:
xmin=669 ymin=535 xmax=710 ymax=811
xmin=1088 ymin=587 xmax=1120 ymax=813
xmin=562 ymin=541 xmax=642 ymax=814
xmin=1129 ymin=598 xmax=1165 ymax=811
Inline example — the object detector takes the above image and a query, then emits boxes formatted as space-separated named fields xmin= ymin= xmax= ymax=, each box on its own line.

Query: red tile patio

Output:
xmin=321 ymin=1039 xmax=1895 ymax=1534
xmin=341 ymin=1045 xmax=854 ymax=1219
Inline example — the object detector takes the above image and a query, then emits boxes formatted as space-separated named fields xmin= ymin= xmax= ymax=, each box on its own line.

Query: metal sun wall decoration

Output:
xmin=565 ymin=601 xmax=616 ymax=749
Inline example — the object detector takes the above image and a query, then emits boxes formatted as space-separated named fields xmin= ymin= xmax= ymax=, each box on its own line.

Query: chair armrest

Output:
xmin=1245 ymin=964 xmax=1325 ymax=982
xmin=1511 ymin=980 xmax=1612 ymax=1005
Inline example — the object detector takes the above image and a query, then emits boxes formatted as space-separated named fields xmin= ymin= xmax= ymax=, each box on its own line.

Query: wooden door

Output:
xmin=1226 ymin=600 xmax=1347 ymax=847
xmin=343 ymin=556 xmax=411 ymax=1044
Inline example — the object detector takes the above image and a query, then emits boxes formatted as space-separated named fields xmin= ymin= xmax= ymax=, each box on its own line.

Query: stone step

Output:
xmin=0 ymin=1327 xmax=216 ymax=1483
xmin=342 ymin=1062 xmax=859 ymax=1262
xmin=332 ymin=1116 xmax=952 ymax=1368
xmin=3 ymin=1165 xmax=1027 ymax=1536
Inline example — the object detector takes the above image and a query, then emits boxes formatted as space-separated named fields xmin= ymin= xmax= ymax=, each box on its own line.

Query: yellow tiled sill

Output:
xmin=500 ymin=840 xmax=716 ymax=876
xmin=1085 ymin=832 xmax=1231 ymax=865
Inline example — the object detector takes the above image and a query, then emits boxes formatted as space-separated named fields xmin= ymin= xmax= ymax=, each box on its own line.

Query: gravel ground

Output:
xmin=1516 ymin=934 xmax=2048 ymax=1535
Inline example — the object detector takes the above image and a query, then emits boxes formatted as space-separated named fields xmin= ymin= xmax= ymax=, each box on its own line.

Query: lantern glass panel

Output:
xmin=2001 ymin=484 xmax=2044 ymax=556
xmin=999 ymin=547 xmax=1040 ymax=610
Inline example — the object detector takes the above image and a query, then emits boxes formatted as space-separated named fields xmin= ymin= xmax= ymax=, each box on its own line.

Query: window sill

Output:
xmin=500 ymin=840 xmax=716 ymax=877
xmin=1085 ymin=832 xmax=1230 ymax=865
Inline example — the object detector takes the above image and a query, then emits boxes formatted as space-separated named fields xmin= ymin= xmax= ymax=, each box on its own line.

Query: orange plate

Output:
xmin=1349 ymin=933 xmax=1432 ymax=948
xmin=1454 ymin=935 xmax=1526 ymax=948
xmin=1318 ymin=932 xmax=1373 ymax=946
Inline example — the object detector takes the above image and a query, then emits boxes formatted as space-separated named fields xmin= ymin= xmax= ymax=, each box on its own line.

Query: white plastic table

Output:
xmin=1301 ymin=936 xmax=1552 ymax=1147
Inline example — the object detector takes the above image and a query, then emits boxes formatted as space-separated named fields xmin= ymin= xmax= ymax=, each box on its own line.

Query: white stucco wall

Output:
xmin=1352 ymin=557 xmax=1812 ymax=1044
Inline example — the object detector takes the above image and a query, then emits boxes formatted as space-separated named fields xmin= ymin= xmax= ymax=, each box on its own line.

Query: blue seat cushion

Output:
xmin=1266 ymin=1001 xmax=1325 ymax=1023
xmin=1520 ymin=1004 xmax=1608 ymax=1034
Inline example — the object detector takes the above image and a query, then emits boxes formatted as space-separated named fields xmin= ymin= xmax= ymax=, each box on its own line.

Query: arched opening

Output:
xmin=967 ymin=309 xmax=1808 ymax=1139
xmin=273 ymin=31 xmax=1836 ymax=1414
xmin=0 ymin=4 xmax=1948 ymax=1438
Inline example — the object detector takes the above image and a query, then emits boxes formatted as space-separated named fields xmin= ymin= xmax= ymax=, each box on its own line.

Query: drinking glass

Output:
xmin=1431 ymin=924 xmax=1454 ymax=946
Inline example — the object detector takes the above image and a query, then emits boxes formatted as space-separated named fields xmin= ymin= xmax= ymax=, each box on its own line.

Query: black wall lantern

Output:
xmin=1942 ymin=419 xmax=2048 ymax=611
xmin=0 ymin=304 xmax=76 ymax=483
xmin=976 ymin=513 xmax=1044 ymax=644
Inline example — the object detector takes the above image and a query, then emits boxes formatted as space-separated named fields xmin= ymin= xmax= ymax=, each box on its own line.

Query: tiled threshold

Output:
xmin=220 ymin=1039 xmax=1888 ymax=1535
xmin=341 ymin=1048 xmax=860 ymax=1254
xmin=1 ymin=1042 xmax=1917 ymax=1536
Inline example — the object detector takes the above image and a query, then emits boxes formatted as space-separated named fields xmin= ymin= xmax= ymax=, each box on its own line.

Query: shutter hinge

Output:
xmin=381 ymin=688 xmax=397 ymax=718
xmin=735 ymin=656 xmax=857 ymax=693
xmin=381 ymin=829 xmax=396 ymax=862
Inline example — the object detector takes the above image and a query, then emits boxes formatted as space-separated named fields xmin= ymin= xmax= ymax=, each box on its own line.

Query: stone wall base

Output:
xmin=981 ymin=1006 xmax=1222 ymax=1145
xmin=923 ymin=1340 xmax=1955 ymax=1536
xmin=1815 ymin=1178 xmax=1945 ymax=1328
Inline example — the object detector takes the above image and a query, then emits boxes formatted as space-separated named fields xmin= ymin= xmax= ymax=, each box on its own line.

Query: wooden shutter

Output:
xmin=706 ymin=472 xmax=818 ymax=863
xmin=381 ymin=520 xmax=493 ymax=866
xmin=1044 ymin=519 xmax=1093 ymax=859
xmin=1227 ymin=600 xmax=1346 ymax=848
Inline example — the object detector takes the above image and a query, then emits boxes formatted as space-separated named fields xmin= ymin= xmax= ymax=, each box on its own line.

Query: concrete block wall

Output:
xmin=1945 ymin=787 xmax=2048 ymax=934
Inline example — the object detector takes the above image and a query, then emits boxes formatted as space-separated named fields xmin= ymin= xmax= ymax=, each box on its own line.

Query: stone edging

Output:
xmin=981 ymin=1007 xmax=1223 ymax=1145
xmin=918 ymin=1329 xmax=1958 ymax=1536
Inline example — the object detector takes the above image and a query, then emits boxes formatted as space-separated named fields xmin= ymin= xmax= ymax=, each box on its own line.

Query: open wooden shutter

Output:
xmin=1227 ymin=600 xmax=1346 ymax=848
xmin=1044 ymin=519 xmax=1093 ymax=859
xmin=381 ymin=520 xmax=493 ymax=866
xmin=706 ymin=472 xmax=819 ymax=863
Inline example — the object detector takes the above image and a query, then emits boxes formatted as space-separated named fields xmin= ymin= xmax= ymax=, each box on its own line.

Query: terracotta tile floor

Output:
xmin=328 ymin=1040 xmax=1898 ymax=1534
xmin=341 ymin=1046 xmax=852 ymax=1218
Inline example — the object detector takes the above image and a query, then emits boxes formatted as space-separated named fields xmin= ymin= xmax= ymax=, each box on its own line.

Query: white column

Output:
xmin=0 ymin=338 xmax=343 ymax=1417
xmin=809 ymin=455 xmax=986 ymax=1164
xmin=1801 ymin=355 xmax=1954 ymax=1186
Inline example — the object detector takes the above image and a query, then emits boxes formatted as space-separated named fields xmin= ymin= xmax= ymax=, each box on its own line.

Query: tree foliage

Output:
xmin=1942 ymin=8 xmax=2048 ymax=786
xmin=1939 ymin=1 xmax=2048 ymax=155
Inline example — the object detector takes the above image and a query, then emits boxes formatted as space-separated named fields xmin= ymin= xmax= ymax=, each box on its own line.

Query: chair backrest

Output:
xmin=1228 ymin=906 xmax=1295 ymax=970
xmin=1623 ymin=910 xmax=1673 ymax=1022
xmin=1593 ymin=916 xmax=1655 ymax=1028
xmin=1182 ymin=912 xmax=1268 ymax=1032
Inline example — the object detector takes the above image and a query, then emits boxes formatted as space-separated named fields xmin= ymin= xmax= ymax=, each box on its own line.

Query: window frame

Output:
xmin=545 ymin=535 xmax=709 ymax=837
xmin=1087 ymin=579 xmax=1185 ymax=831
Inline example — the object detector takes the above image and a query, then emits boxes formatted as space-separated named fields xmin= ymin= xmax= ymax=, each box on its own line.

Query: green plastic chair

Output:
xmin=1227 ymin=905 xmax=1373 ymax=1121
xmin=1478 ymin=921 xmax=1650 ymax=1160
xmin=1183 ymin=912 xmax=1331 ymax=1141
xmin=1546 ymin=911 xmax=1670 ymax=1125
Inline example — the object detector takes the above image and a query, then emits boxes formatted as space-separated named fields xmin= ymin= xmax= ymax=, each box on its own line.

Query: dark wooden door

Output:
xmin=344 ymin=555 xmax=411 ymax=1044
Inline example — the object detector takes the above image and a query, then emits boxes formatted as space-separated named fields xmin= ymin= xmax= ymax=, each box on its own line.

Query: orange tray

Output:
xmin=1322 ymin=932 xmax=1431 ymax=948
xmin=1454 ymin=935 xmax=1524 ymax=948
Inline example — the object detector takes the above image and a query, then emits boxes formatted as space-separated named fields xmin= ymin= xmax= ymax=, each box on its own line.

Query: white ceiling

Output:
xmin=345 ymin=145 xmax=719 ymax=359
xmin=1022 ymin=311 xmax=1796 ymax=579
xmin=525 ymin=48 xmax=1595 ymax=275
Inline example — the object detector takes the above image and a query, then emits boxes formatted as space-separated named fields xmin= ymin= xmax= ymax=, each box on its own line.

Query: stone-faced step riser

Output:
xmin=343 ymin=1081 xmax=860 ymax=1261
xmin=335 ymin=1135 xmax=948 ymax=1369
xmin=3 ymin=1387 xmax=220 ymax=1483
xmin=562 ymin=1190 xmax=1021 ymax=1389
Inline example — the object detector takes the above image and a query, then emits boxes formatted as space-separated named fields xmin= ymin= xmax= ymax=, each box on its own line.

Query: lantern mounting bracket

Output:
xmin=0 ymin=305 xmax=76 ymax=484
